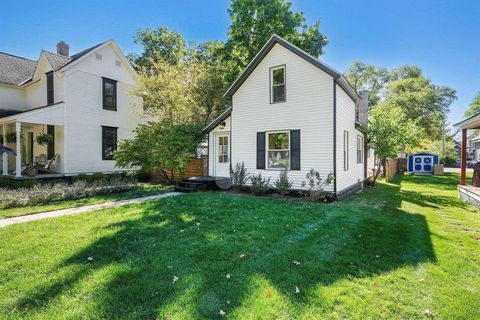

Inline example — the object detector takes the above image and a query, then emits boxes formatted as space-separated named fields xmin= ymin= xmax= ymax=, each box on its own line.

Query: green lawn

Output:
xmin=0 ymin=173 xmax=479 ymax=319
xmin=0 ymin=184 xmax=172 ymax=219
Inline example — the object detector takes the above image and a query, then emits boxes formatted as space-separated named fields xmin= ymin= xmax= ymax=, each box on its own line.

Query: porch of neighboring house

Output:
xmin=0 ymin=104 xmax=65 ymax=179
xmin=454 ymin=112 xmax=480 ymax=208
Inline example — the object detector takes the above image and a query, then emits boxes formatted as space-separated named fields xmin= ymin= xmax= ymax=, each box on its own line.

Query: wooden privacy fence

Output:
xmin=152 ymin=157 xmax=206 ymax=182
xmin=385 ymin=158 xmax=398 ymax=182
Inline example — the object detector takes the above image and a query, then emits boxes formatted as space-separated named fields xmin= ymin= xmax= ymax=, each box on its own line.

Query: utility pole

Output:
xmin=442 ymin=120 xmax=446 ymax=157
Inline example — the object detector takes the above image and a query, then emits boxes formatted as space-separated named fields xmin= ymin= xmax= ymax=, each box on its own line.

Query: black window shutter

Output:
xmin=290 ymin=130 xmax=300 ymax=170
xmin=256 ymin=132 xmax=266 ymax=169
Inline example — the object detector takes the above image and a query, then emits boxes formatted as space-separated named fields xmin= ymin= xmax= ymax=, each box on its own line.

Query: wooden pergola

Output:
xmin=454 ymin=112 xmax=480 ymax=185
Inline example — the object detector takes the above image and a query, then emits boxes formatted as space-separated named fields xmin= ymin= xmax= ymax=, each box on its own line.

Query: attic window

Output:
xmin=115 ymin=60 xmax=121 ymax=67
xmin=95 ymin=53 xmax=102 ymax=60
xmin=270 ymin=65 xmax=286 ymax=103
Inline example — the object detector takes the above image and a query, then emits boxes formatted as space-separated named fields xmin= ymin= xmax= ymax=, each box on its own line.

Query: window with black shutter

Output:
xmin=103 ymin=78 xmax=117 ymax=111
xmin=102 ymin=126 xmax=118 ymax=160
xmin=46 ymin=71 xmax=54 ymax=105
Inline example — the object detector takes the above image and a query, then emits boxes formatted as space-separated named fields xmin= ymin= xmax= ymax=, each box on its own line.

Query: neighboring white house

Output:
xmin=0 ymin=40 xmax=142 ymax=178
xmin=203 ymin=35 xmax=374 ymax=199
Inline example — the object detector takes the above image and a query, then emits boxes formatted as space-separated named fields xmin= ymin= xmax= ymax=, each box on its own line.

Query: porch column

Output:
xmin=460 ymin=128 xmax=467 ymax=186
xmin=2 ymin=124 xmax=7 ymax=176
xmin=15 ymin=121 xmax=21 ymax=178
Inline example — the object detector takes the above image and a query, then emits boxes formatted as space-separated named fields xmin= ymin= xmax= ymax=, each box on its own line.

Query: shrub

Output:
xmin=0 ymin=176 xmax=138 ymax=209
xmin=0 ymin=178 xmax=38 ymax=189
xmin=136 ymin=169 xmax=152 ymax=182
xmin=250 ymin=173 xmax=270 ymax=196
xmin=300 ymin=169 xmax=334 ymax=201
xmin=230 ymin=162 xmax=248 ymax=191
xmin=274 ymin=170 xmax=292 ymax=196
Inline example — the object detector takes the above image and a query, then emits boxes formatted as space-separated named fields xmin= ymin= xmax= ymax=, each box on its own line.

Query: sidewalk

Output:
xmin=0 ymin=192 xmax=182 ymax=228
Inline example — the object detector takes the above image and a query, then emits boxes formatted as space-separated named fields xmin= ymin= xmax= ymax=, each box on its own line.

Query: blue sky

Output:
xmin=1 ymin=0 xmax=479 ymax=130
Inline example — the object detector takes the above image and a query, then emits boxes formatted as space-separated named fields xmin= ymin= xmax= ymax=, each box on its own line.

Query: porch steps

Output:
xmin=174 ymin=176 xmax=232 ymax=192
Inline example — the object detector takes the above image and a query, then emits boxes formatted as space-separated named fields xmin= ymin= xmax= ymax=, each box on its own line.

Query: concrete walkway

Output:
xmin=0 ymin=192 xmax=182 ymax=228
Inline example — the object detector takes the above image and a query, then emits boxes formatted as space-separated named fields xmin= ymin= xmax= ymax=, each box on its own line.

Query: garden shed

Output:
xmin=407 ymin=152 xmax=439 ymax=174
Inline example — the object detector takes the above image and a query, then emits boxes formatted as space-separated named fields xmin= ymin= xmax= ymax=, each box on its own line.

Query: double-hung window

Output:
xmin=270 ymin=65 xmax=286 ymax=103
xmin=103 ymin=78 xmax=117 ymax=111
xmin=267 ymin=131 xmax=289 ymax=169
xmin=102 ymin=126 xmax=118 ymax=160
xmin=357 ymin=135 xmax=363 ymax=164
xmin=343 ymin=131 xmax=349 ymax=171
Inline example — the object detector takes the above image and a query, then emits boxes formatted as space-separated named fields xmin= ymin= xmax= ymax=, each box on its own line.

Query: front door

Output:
xmin=214 ymin=133 xmax=230 ymax=177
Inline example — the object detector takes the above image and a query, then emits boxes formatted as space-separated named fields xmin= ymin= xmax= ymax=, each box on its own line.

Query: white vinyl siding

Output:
xmin=335 ymin=84 xmax=365 ymax=192
xmin=231 ymin=44 xmax=334 ymax=190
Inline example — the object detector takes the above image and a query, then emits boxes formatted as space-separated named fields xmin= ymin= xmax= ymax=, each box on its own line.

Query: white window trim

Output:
xmin=270 ymin=65 xmax=286 ymax=104
xmin=344 ymin=131 xmax=349 ymax=171
xmin=266 ymin=130 xmax=290 ymax=170
xmin=357 ymin=135 xmax=364 ymax=164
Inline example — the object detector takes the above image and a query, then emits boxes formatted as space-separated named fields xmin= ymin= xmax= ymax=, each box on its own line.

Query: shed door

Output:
xmin=414 ymin=156 xmax=433 ymax=173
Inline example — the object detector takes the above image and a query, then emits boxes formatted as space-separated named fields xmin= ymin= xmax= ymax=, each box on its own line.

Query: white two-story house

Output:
xmin=203 ymin=35 xmax=373 ymax=199
xmin=0 ymin=40 xmax=142 ymax=178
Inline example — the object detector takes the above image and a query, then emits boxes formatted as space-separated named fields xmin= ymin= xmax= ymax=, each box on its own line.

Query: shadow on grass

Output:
xmin=11 ymin=176 xmax=439 ymax=318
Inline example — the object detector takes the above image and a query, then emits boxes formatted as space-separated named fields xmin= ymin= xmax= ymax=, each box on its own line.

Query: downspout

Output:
xmin=333 ymin=79 xmax=337 ymax=195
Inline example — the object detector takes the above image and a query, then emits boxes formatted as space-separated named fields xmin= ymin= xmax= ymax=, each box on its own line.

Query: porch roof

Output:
xmin=453 ymin=111 xmax=480 ymax=130
xmin=0 ymin=102 xmax=64 ymax=126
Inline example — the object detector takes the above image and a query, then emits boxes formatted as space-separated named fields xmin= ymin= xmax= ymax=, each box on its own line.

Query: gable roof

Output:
xmin=1 ymin=41 xmax=109 ymax=87
xmin=0 ymin=52 xmax=37 ymax=85
xmin=202 ymin=107 xmax=232 ymax=133
xmin=223 ymin=34 xmax=360 ymax=103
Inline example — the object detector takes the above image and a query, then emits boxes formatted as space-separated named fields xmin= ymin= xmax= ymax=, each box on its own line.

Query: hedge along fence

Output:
xmin=385 ymin=158 xmax=398 ymax=183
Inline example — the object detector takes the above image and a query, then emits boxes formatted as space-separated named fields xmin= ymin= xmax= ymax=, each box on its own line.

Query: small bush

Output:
xmin=0 ymin=176 xmax=138 ymax=209
xmin=0 ymin=178 xmax=38 ymax=189
xmin=274 ymin=170 xmax=293 ymax=196
xmin=136 ymin=169 xmax=151 ymax=182
xmin=300 ymin=169 xmax=334 ymax=201
xmin=230 ymin=162 xmax=248 ymax=191
xmin=250 ymin=173 xmax=270 ymax=196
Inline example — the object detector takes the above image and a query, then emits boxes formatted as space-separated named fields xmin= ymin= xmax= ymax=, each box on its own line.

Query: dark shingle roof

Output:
xmin=0 ymin=41 xmax=108 ymax=86
xmin=0 ymin=52 xmax=37 ymax=85
xmin=43 ymin=51 xmax=70 ymax=70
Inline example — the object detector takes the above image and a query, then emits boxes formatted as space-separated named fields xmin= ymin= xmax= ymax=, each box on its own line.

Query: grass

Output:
xmin=0 ymin=184 xmax=172 ymax=219
xmin=0 ymin=172 xmax=479 ymax=319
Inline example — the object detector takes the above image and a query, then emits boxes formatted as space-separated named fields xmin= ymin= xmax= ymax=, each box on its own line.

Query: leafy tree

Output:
xmin=464 ymin=92 xmax=480 ymax=117
xmin=223 ymin=0 xmax=328 ymax=82
xmin=345 ymin=61 xmax=389 ymax=107
xmin=388 ymin=65 xmax=422 ymax=81
xmin=128 ymin=26 xmax=187 ymax=70
xmin=368 ymin=103 xmax=418 ymax=185
xmin=114 ymin=123 xmax=204 ymax=183
xmin=384 ymin=76 xmax=456 ymax=140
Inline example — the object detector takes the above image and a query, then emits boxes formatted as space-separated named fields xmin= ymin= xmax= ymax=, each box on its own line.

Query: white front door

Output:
xmin=214 ymin=133 xmax=230 ymax=177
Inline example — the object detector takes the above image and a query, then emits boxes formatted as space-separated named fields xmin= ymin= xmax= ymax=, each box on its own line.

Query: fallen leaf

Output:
xmin=172 ymin=276 xmax=179 ymax=284
xmin=375 ymin=255 xmax=380 ymax=258
xmin=265 ymin=288 xmax=273 ymax=297
xmin=419 ymin=278 xmax=426 ymax=282
xmin=219 ymin=309 xmax=226 ymax=316
xmin=295 ymin=286 xmax=300 ymax=294
xmin=424 ymin=308 xmax=435 ymax=318
xmin=87 ymin=257 xmax=94 ymax=262
xmin=292 ymin=260 xmax=301 ymax=266
xmin=239 ymin=253 xmax=245 ymax=259
xmin=226 ymin=273 xmax=231 ymax=279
